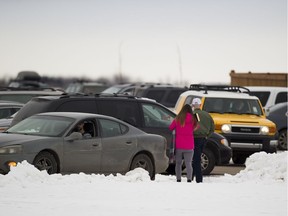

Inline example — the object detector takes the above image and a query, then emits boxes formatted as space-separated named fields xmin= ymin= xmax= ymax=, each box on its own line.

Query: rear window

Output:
xmin=11 ymin=98 xmax=52 ymax=126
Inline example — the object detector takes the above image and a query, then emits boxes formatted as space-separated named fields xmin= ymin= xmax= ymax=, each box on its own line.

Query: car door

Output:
xmin=62 ymin=120 xmax=102 ymax=173
xmin=98 ymin=118 xmax=136 ymax=173
xmin=139 ymin=102 xmax=175 ymax=154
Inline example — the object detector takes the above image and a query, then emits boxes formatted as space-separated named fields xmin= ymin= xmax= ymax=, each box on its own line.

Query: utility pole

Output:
xmin=176 ymin=44 xmax=183 ymax=85
xmin=118 ymin=41 xmax=123 ymax=83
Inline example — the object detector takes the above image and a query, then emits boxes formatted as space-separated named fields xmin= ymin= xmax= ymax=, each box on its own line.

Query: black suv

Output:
xmin=11 ymin=94 xmax=232 ymax=175
xmin=135 ymin=85 xmax=187 ymax=109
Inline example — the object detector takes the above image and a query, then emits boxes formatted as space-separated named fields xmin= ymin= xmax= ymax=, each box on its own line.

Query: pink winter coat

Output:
xmin=169 ymin=113 xmax=195 ymax=150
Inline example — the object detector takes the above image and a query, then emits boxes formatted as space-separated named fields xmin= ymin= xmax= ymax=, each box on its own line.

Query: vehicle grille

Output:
xmin=231 ymin=125 xmax=260 ymax=134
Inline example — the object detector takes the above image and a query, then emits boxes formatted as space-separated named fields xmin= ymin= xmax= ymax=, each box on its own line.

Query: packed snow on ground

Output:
xmin=0 ymin=151 xmax=287 ymax=216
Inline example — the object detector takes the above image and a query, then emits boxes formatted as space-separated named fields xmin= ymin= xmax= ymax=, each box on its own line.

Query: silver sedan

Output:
xmin=0 ymin=112 xmax=169 ymax=179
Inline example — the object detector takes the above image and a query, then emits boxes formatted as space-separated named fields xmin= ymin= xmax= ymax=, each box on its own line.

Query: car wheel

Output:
xmin=131 ymin=154 xmax=155 ymax=180
xmin=201 ymin=148 xmax=215 ymax=175
xmin=33 ymin=151 xmax=58 ymax=174
xmin=278 ymin=130 xmax=287 ymax=150
xmin=232 ymin=155 xmax=246 ymax=165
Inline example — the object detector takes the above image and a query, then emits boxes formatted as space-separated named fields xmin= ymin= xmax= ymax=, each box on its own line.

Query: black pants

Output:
xmin=193 ymin=137 xmax=206 ymax=183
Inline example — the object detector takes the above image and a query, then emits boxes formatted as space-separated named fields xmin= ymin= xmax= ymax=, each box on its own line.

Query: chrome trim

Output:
xmin=230 ymin=142 xmax=262 ymax=149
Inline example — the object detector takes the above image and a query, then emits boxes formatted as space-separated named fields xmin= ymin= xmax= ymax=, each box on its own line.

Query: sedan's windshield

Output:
xmin=7 ymin=115 xmax=74 ymax=137
xmin=202 ymin=98 xmax=263 ymax=116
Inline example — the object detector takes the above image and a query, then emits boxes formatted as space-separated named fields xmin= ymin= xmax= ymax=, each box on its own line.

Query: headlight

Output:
xmin=221 ymin=124 xmax=231 ymax=133
xmin=0 ymin=145 xmax=22 ymax=154
xmin=260 ymin=126 xmax=269 ymax=135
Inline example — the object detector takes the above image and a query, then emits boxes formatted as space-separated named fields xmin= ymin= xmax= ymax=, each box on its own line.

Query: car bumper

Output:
xmin=0 ymin=154 xmax=34 ymax=174
xmin=154 ymin=153 xmax=169 ymax=174
xmin=221 ymin=134 xmax=278 ymax=154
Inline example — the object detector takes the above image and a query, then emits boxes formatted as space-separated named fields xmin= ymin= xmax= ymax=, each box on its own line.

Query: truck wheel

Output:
xmin=201 ymin=148 xmax=215 ymax=175
xmin=278 ymin=130 xmax=287 ymax=150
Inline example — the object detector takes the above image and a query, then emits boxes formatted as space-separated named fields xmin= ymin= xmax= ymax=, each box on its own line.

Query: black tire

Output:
xmin=33 ymin=151 xmax=58 ymax=174
xmin=131 ymin=154 xmax=155 ymax=180
xmin=201 ymin=148 xmax=215 ymax=175
xmin=278 ymin=130 xmax=287 ymax=150
xmin=232 ymin=155 xmax=247 ymax=165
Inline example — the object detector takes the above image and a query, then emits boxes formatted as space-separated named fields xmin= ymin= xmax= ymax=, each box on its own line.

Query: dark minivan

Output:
xmin=12 ymin=94 xmax=232 ymax=175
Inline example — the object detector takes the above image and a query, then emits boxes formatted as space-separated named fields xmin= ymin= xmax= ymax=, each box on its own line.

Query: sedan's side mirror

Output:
xmin=65 ymin=132 xmax=82 ymax=141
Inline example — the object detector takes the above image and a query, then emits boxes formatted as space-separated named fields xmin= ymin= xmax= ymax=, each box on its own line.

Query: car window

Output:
xmin=203 ymin=98 xmax=263 ymax=115
xmin=98 ymin=100 xmax=140 ymax=127
xmin=141 ymin=103 xmax=174 ymax=127
xmin=8 ymin=115 xmax=74 ymax=137
xmin=184 ymin=95 xmax=199 ymax=106
xmin=99 ymin=118 xmax=128 ymax=137
xmin=145 ymin=90 xmax=165 ymax=102
xmin=70 ymin=119 xmax=97 ymax=138
xmin=249 ymin=91 xmax=270 ymax=107
xmin=0 ymin=108 xmax=21 ymax=119
xmin=165 ymin=90 xmax=184 ymax=106
xmin=57 ymin=100 xmax=98 ymax=113
xmin=275 ymin=92 xmax=288 ymax=104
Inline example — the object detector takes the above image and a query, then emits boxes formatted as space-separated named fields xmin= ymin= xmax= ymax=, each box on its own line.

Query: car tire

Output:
xmin=278 ymin=129 xmax=287 ymax=150
xmin=201 ymin=148 xmax=215 ymax=175
xmin=232 ymin=155 xmax=247 ymax=165
xmin=131 ymin=154 xmax=155 ymax=180
xmin=33 ymin=151 xmax=58 ymax=174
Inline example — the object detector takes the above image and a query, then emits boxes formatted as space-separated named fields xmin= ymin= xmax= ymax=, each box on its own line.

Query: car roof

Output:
xmin=0 ymin=90 xmax=64 ymax=95
xmin=36 ymin=112 xmax=116 ymax=120
xmin=180 ymin=90 xmax=258 ymax=100
xmin=29 ymin=93 xmax=159 ymax=102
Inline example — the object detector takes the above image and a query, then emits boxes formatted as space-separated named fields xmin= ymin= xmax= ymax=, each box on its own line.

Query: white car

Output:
xmin=246 ymin=86 xmax=287 ymax=110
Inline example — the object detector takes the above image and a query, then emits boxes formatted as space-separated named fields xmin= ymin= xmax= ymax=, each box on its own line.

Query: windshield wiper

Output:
xmin=239 ymin=112 xmax=261 ymax=116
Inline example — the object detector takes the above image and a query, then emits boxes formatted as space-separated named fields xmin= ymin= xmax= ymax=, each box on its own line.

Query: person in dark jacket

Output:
xmin=191 ymin=98 xmax=215 ymax=183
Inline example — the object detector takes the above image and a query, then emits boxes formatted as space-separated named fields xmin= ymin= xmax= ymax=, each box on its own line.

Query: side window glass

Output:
xmin=249 ymin=92 xmax=270 ymax=107
xmin=71 ymin=120 xmax=96 ymax=139
xmin=184 ymin=95 xmax=197 ymax=106
xmin=0 ymin=108 xmax=12 ymax=118
xmin=275 ymin=92 xmax=288 ymax=104
xmin=166 ymin=90 xmax=184 ymax=106
xmin=142 ymin=103 xmax=174 ymax=128
xmin=146 ymin=90 xmax=165 ymax=103
xmin=99 ymin=118 xmax=127 ymax=138
xmin=58 ymin=100 xmax=97 ymax=113
xmin=98 ymin=101 xmax=140 ymax=127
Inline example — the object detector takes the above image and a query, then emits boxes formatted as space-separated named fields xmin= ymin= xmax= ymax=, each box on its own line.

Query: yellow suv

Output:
xmin=174 ymin=84 xmax=278 ymax=164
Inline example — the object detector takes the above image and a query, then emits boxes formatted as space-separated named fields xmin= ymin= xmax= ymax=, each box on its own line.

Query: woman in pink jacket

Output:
xmin=169 ymin=104 xmax=197 ymax=182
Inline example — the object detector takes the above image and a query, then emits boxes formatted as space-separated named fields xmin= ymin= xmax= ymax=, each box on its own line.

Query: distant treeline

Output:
xmin=0 ymin=73 xmax=131 ymax=90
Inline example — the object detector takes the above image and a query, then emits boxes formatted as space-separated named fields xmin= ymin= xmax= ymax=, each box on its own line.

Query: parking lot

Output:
xmin=211 ymin=164 xmax=245 ymax=175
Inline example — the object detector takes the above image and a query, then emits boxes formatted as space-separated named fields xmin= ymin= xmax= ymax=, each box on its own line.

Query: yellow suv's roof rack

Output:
xmin=189 ymin=84 xmax=250 ymax=94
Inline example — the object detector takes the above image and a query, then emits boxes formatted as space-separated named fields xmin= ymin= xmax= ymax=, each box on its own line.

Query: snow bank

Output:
xmin=212 ymin=151 xmax=287 ymax=184
xmin=0 ymin=151 xmax=286 ymax=186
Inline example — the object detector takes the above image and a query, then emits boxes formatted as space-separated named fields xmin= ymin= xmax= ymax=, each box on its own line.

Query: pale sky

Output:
xmin=0 ymin=0 xmax=287 ymax=85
